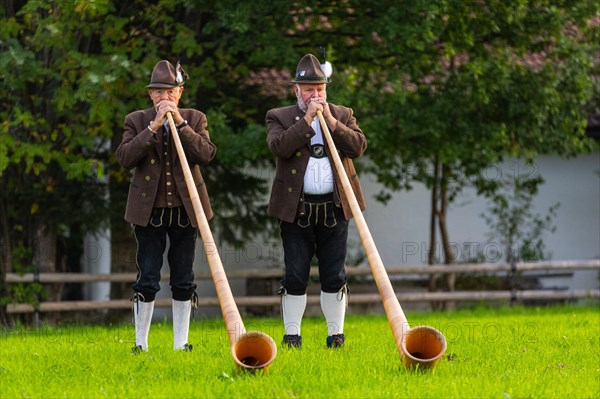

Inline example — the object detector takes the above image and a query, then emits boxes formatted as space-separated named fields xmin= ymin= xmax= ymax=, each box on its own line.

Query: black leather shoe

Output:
xmin=282 ymin=334 xmax=302 ymax=348
xmin=326 ymin=333 xmax=345 ymax=348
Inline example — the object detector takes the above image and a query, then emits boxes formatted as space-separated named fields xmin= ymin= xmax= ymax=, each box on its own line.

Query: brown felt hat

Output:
xmin=291 ymin=54 xmax=330 ymax=84
xmin=147 ymin=60 xmax=189 ymax=88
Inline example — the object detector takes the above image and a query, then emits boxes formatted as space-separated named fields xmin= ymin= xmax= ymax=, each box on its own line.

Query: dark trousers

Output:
xmin=133 ymin=207 xmax=197 ymax=302
xmin=279 ymin=194 xmax=349 ymax=295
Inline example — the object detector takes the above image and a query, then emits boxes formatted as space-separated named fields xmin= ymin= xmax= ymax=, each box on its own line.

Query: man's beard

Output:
xmin=297 ymin=95 xmax=308 ymax=112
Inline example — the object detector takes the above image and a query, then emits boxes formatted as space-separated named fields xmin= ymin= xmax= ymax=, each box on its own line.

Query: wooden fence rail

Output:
xmin=4 ymin=260 xmax=599 ymax=314
xmin=7 ymin=260 xmax=600 ymax=283
xmin=6 ymin=289 xmax=599 ymax=314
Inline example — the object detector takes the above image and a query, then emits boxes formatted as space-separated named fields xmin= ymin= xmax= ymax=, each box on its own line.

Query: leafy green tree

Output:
xmin=1 ymin=1 xmax=123 ymax=323
xmin=1 ymin=0 xmax=598 ymax=322
xmin=0 ymin=0 xmax=323 ymax=322
xmin=323 ymin=0 xmax=598 ymax=298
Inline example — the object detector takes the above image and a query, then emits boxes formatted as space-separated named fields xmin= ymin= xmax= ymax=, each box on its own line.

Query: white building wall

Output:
xmin=360 ymin=151 xmax=600 ymax=288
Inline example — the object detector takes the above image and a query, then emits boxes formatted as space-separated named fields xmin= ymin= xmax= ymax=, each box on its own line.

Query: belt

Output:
xmin=303 ymin=193 xmax=334 ymax=203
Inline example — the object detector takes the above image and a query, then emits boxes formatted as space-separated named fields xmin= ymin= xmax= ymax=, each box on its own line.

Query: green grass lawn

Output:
xmin=1 ymin=304 xmax=598 ymax=398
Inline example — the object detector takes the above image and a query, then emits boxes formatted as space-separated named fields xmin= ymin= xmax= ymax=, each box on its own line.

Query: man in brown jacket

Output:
xmin=117 ymin=60 xmax=216 ymax=353
xmin=266 ymin=54 xmax=367 ymax=349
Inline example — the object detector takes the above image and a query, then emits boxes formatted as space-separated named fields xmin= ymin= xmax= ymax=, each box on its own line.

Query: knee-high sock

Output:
xmin=282 ymin=293 xmax=307 ymax=336
xmin=320 ymin=291 xmax=346 ymax=336
xmin=172 ymin=299 xmax=192 ymax=350
xmin=134 ymin=300 xmax=155 ymax=350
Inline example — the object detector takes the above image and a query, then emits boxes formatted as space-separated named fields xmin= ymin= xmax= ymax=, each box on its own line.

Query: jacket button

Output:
xmin=291 ymin=169 xmax=296 ymax=175
xmin=296 ymin=151 xmax=301 ymax=157
xmin=141 ymin=193 xmax=147 ymax=198
xmin=305 ymin=133 xmax=310 ymax=138
xmin=151 ymin=159 xmax=156 ymax=164
xmin=145 ymin=176 xmax=151 ymax=181
xmin=145 ymin=142 xmax=152 ymax=147
xmin=288 ymin=187 xmax=292 ymax=193
xmin=295 ymin=116 xmax=300 ymax=121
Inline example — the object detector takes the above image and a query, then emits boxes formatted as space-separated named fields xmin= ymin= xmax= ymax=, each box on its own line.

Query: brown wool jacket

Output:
xmin=266 ymin=103 xmax=367 ymax=223
xmin=117 ymin=108 xmax=216 ymax=227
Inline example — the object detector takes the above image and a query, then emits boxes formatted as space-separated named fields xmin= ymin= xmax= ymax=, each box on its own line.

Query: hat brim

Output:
xmin=291 ymin=77 xmax=330 ymax=84
xmin=146 ymin=82 xmax=184 ymax=89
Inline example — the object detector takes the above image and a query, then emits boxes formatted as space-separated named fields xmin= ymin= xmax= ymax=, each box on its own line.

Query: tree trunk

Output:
xmin=428 ymin=158 xmax=442 ymax=310
xmin=0 ymin=178 xmax=11 ymax=326
xmin=428 ymin=158 xmax=439 ymax=290
xmin=35 ymin=222 xmax=62 ymax=323
xmin=438 ymin=163 xmax=456 ymax=310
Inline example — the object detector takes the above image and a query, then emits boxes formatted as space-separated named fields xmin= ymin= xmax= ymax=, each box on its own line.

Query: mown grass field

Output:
xmin=1 ymin=304 xmax=598 ymax=398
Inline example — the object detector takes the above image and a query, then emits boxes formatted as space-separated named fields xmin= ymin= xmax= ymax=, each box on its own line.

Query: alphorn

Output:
xmin=167 ymin=113 xmax=277 ymax=371
xmin=316 ymin=110 xmax=446 ymax=370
